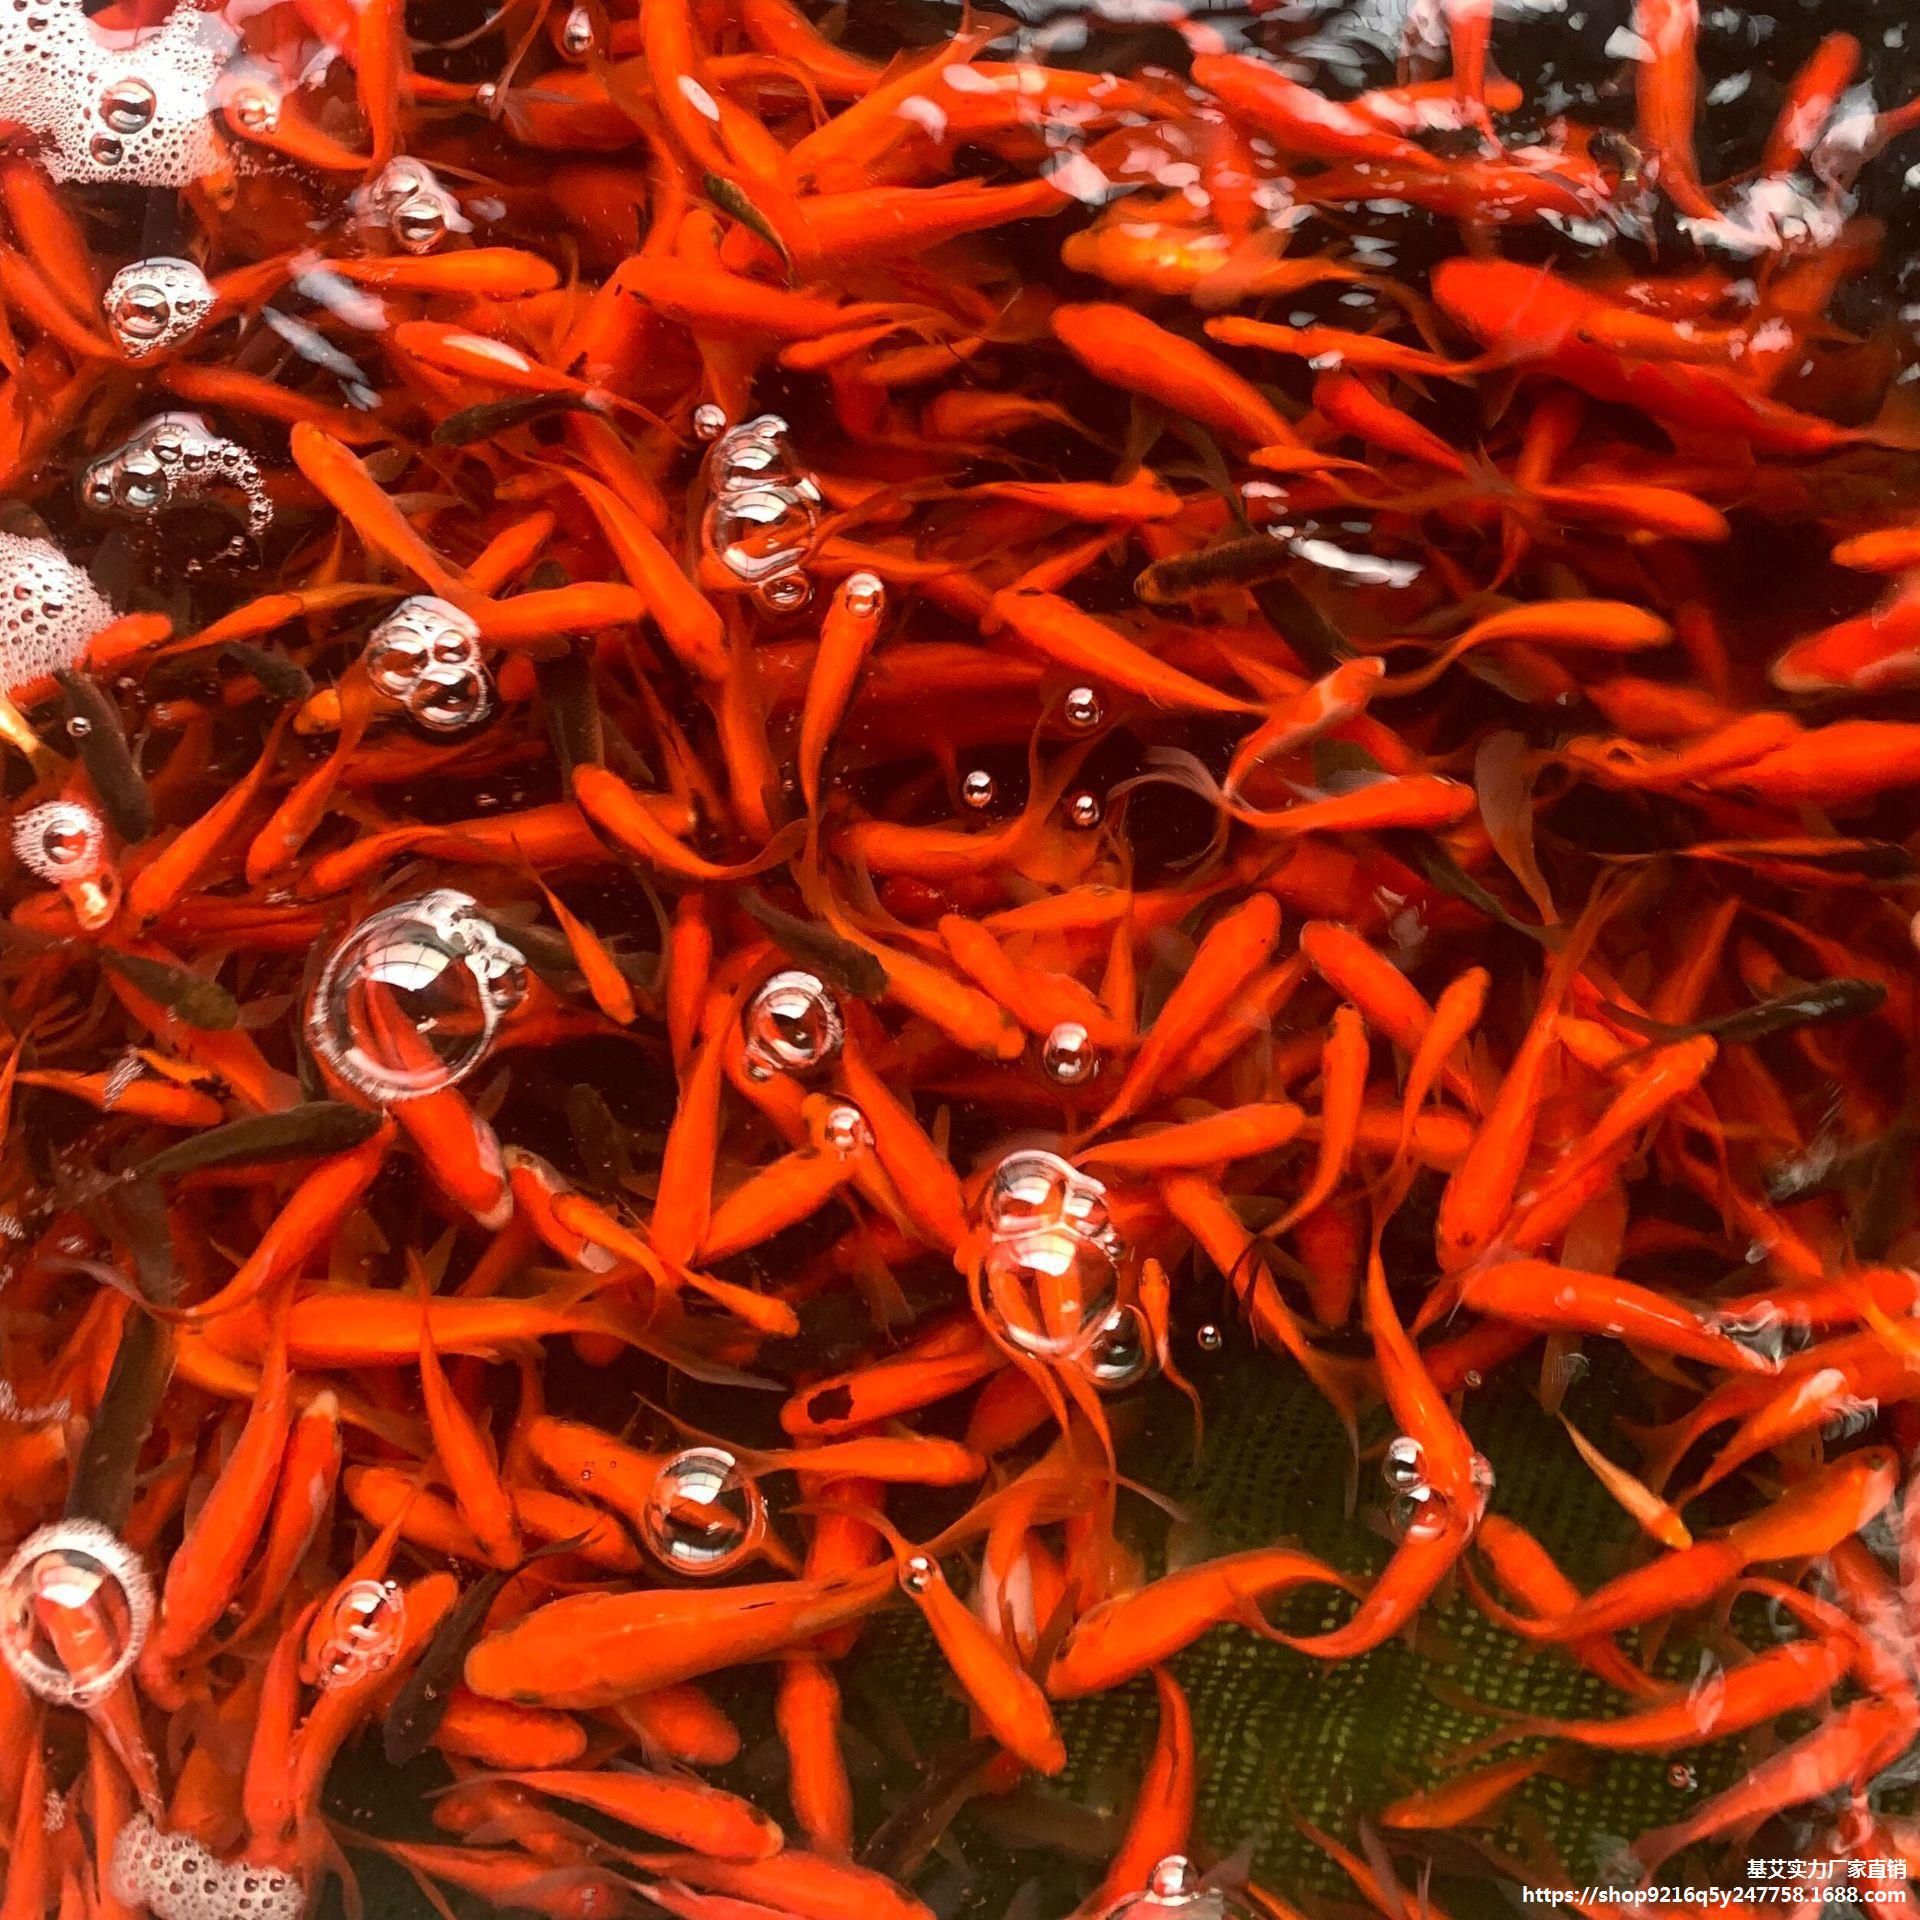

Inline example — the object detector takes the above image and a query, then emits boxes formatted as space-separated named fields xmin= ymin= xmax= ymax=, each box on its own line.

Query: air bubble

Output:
xmin=821 ymin=1104 xmax=872 ymax=1155
xmin=353 ymin=158 xmax=468 ymax=254
xmin=692 ymin=404 xmax=728 ymax=441
xmin=898 ymin=1554 xmax=936 ymax=1596
xmin=702 ymin=414 xmax=821 ymax=613
xmin=1063 ymin=685 xmax=1102 ymax=729
xmin=961 ymin=769 xmax=996 ymax=809
xmin=1097 ymin=1855 xmax=1252 ymax=1919
xmin=103 ymin=257 xmax=213 ymax=360
xmin=1382 ymin=1435 xmax=1427 ymax=1491
xmin=1041 ymin=1021 xmax=1097 ymax=1086
xmin=1667 ymin=1763 xmax=1696 ymax=1790
xmin=1196 ymin=1324 xmax=1223 ymax=1352
xmin=12 ymin=800 xmax=105 ymax=883
xmin=315 ymin=1579 xmax=405 ymax=1688
xmin=308 ymin=889 xmax=526 ymax=1103
xmin=742 ymin=970 xmax=842 ymax=1079
xmin=841 ymin=572 xmax=885 ymax=618
xmin=78 ymin=413 xmax=272 ymax=540
xmin=757 ymin=569 xmax=812 ymax=613
xmin=363 ymin=598 xmax=493 ymax=734
xmin=641 ymin=1448 xmax=764 ymax=1577
xmin=0 ymin=532 xmax=115 ymax=692
xmin=977 ymin=1149 xmax=1127 ymax=1360
xmin=559 ymin=5 xmax=596 ymax=56
xmin=0 ymin=1520 xmax=152 ymax=1705
xmin=1082 ymin=1304 xmax=1154 ymax=1390
xmin=1067 ymin=791 xmax=1102 ymax=829
xmin=97 ymin=74 xmax=154 ymax=131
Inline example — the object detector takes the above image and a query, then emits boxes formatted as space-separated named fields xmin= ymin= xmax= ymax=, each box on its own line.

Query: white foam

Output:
xmin=0 ymin=0 xmax=233 ymax=188
xmin=0 ymin=532 xmax=115 ymax=691
xmin=110 ymin=1816 xmax=304 ymax=1920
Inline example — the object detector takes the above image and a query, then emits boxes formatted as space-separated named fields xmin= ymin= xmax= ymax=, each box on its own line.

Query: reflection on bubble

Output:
xmin=363 ymin=597 xmax=493 ymax=735
xmin=742 ymin=970 xmax=843 ymax=1080
xmin=315 ymin=1579 xmax=405 ymax=1688
xmin=308 ymin=889 xmax=526 ymax=1103
xmin=79 ymin=412 xmax=272 ymax=542
xmin=12 ymin=800 xmax=105 ymax=884
xmin=354 ymin=157 xmax=469 ymax=254
xmin=977 ymin=1149 xmax=1127 ymax=1360
xmin=701 ymin=414 xmax=821 ymax=612
xmin=0 ymin=1520 xmax=152 ymax=1705
xmin=1082 ymin=1303 xmax=1154 ymax=1390
xmin=103 ymin=257 xmax=214 ymax=360
xmin=641 ymin=1448 xmax=764 ymax=1577
xmin=1041 ymin=1021 xmax=1097 ymax=1085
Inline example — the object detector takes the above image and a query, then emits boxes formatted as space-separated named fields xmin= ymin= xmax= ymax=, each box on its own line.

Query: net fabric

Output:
xmin=853 ymin=1345 xmax=1757 ymax=1918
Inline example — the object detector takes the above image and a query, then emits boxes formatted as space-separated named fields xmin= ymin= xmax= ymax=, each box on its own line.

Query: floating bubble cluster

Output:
xmin=641 ymin=1448 xmax=764 ymax=1577
xmin=353 ymin=157 xmax=469 ymax=254
xmin=741 ymin=969 xmax=842 ymax=1080
xmin=701 ymin=414 xmax=822 ymax=611
xmin=308 ymin=889 xmax=526 ymax=1102
xmin=0 ymin=0 xmax=232 ymax=186
xmin=1381 ymin=1435 xmax=1495 ymax=1540
xmin=977 ymin=1149 xmax=1128 ymax=1360
xmin=11 ymin=799 xmax=104 ymax=884
xmin=79 ymin=412 xmax=271 ymax=543
xmin=10 ymin=799 xmax=115 ymax=928
xmin=363 ymin=596 xmax=493 ymax=734
xmin=102 ymin=257 xmax=215 ymax=360
xmin=0 ymin=1519 xmax=152 ymax=1706
xmin=110 ymin=1815 xmax=303 ymax=1920
xmin=0 ymin=532 xmax=114 ymax=694
xmin=314 ymin=1578 xmax=406 ymax=1688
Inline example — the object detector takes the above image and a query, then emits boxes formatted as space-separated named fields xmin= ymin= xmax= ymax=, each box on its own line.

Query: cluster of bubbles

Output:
xmin=11 ymin=798 xmax=104 ymax=885
xmin=0 ymin=1519 xmax=152 ymax=1706
xmin=103 ymin=257 xmax=215 ymax=361
xmin=642 ymin=1448 xmax=765 ymax=1577
xmin=363 ymin=597 xmax=494 ymax=735
xmin=699 ymin=413 xmax=822 ymax=612
xmin=110 ymin=1815 xmax=303 ymax=1920
xmin=1099 ymin=1856 xmax=1254 ymax=1919
xmin=977 ymin=1149 xmax=1128 ymax=1361
xmin=80 ymin=411 xmax=272 ymax=547
xmin=314 ymin=1578 xmax=406 ymax=1688
xmin=10 ymin=798 xmax=115 ymax=927
xmin=0 ymin=0 xmax=232 ymax=186
xmin=308 ymin=889 xmax=527 ymax=1103
xmin=351 ymin=158 xmax=468 ymax=255
xmin=1381 ymin=1434 xmax=1495 ymax=1539
xmin=742 ymin=970 xmax=843 ymax=1081
xmin=0 ymin=532 xmax=115 ymax=696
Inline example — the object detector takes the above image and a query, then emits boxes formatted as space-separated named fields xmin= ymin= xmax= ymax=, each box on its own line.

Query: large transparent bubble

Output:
xmin=0 ymin=1520 xmax=152 ymax=1706
xmin=307 ymin=889 xmax=526 ymax=1102
xmin=976 ymin=1149 xmax=1128 ymax=1360
xmin=640 ymin=1448 xmax=765 ymax=1577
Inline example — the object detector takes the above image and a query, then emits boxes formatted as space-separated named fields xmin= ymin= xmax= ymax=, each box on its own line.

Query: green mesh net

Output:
xmin=844 ymin=1342 xmax=1761 ymax=1919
